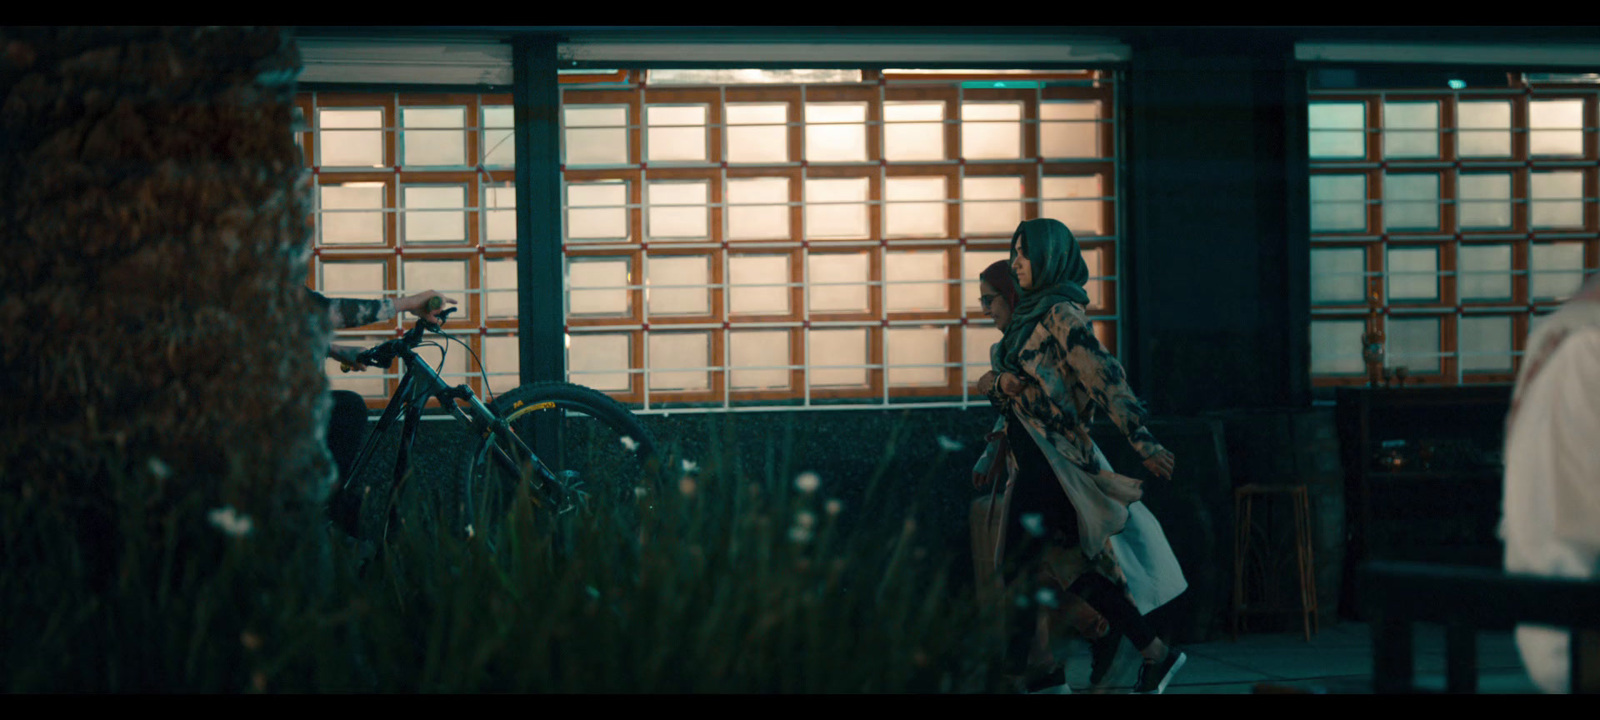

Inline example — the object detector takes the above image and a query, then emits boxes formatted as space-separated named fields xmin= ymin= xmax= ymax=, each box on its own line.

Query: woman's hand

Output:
xmin=1142 ymin=448 xmax=1176 ymax=480
xmin=329 ymin=344 xmax=367 ymax=372
xmin=977 ymin=371 xmax=1024 ymax=397
xmin=396 ymin=290 xmax=458 ymax=326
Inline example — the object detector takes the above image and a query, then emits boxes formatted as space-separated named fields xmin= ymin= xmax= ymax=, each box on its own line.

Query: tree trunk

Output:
xmin=0 ymin=26 xmax=330 ymax=576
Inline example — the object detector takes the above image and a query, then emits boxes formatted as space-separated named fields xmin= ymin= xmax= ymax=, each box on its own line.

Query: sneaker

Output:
xmin=1134 ymin=648 xmax=1186 ymax=695
xmin=1024 ymin=664 xmax=1067 ymax=694
xmin=1089 ymin=629 xmax=1123 ymax=687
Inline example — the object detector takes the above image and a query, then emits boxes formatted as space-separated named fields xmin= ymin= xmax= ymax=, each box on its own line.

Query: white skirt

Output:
xmin=1094 ymin=444 xmax=1188 ymax=615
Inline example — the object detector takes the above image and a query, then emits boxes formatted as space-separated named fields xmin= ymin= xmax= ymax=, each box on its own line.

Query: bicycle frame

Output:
xmin=337 ymin=329 xmax=562 ymax=534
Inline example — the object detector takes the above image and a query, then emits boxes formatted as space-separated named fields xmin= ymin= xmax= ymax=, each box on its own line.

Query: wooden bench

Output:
xmin=1363 ymin=561 xmax=1600 ymax=694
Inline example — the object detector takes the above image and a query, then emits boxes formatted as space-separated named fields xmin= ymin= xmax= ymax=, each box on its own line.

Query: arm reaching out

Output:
xmin=1041 ymin=304 xmax=1176 ymax=479
xmin=307 ymin=288 xmax=457 ymax=330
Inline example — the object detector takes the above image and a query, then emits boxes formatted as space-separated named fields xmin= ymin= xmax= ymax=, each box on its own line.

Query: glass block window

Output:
xmin=1310 ymin=319 xmax=1368 ymax=376
xmin=401 ymin=106 xmax=467 ymax=167
xmin=1309 ymin=102 xmax=1367 ymax=159
xmin=646 ymin=104 xmax=709 ymax=163
xmin=1311 ymin=247 xmax=1369 ymax=305
xmin=560 ymin=69 xmax=1123 ymax=410
xmin=961 ymin=102 xmax=1025 ymax=160
xmin=297 ymin=92 xmax=520 ymax=408
xmin=1382 ymin=101 xmax=1440 ymax=159
xmin=481 ymin=105 xmax=515 ymax=167
xmin=1458 ymin=100 xmax=1512 ymax=157
xmin=727 ymin=103 xmax=789 ymax=164
xmin=1310 ymin=174 xmax=1369 ymax=232
xmin=885 ymin=102 xmax=946 ymax=161
xmin=1309 ymin=79 xmax=1599 ymax=387
xmin=1041 ymin=101 xmax=1103 ymax=159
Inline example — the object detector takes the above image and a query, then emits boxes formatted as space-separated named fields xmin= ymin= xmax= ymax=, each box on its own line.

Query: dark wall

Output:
xmin=1122 ymin=33 xmax=1310 ymax=417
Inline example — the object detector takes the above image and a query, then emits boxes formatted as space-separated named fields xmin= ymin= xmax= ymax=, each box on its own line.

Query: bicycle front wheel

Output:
xmin=459 ymin=382 xmax=656 ymax=548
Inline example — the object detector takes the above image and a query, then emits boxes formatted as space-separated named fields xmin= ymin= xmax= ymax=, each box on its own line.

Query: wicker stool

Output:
xmin=1232 ymin=483 xmax=1319 ymax=642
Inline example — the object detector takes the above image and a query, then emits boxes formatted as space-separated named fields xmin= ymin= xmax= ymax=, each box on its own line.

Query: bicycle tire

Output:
xmin=458 ymin=381 xmax=656 ymax=549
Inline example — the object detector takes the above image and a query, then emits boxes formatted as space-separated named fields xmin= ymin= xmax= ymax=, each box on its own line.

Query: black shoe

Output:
xmin=1089 ymin=629 xmax=1122 ymax=687
xmin=1024 ymin=664 xmax=1067 ymax=694
xmin=1134 ymin=647 xmax=1186 ymax=694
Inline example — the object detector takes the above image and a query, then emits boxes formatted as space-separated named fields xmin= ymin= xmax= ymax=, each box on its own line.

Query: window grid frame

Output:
xmin=299 ymin=91 xmax=521 ymax=410
xmin=561 ymin=69 xmax=1124 ymax=412
xmin=1309 ymin=82 xmax=1600 ymax=388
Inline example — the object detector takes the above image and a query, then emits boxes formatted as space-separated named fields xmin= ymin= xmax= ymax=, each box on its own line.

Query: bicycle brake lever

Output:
xmin=422 ymin=307 xmax=457 ymax=333
xmin=355 ymin=347 xmax=391 ymax=370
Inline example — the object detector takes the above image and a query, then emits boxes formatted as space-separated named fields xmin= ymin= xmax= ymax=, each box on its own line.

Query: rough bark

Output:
xmin=0 ymin=26 xmax=330 ymax=572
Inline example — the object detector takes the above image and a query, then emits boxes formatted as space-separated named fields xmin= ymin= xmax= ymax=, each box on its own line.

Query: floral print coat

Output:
xmin=973 ymin=300 xmax=1186 ymax=609
xmin=308 ymin=289 xmax=396 ymax=330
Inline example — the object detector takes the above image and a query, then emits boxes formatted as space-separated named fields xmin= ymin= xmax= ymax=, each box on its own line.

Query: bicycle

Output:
xmin=329 ymin=297 xmax=657 ymax=554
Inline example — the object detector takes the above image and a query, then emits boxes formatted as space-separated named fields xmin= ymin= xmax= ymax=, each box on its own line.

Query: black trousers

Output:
xmin=325 ymin=390 xmax=368 ymax=533
xmin=1001 ymin=414 xmax=1156 ymax=667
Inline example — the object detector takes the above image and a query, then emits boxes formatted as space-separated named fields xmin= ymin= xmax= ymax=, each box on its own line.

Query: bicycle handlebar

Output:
xmin=340 ymin=303 xmax=457 ymax=372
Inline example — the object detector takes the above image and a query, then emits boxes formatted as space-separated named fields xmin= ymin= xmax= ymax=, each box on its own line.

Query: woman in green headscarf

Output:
xmin=972 ymin=218 xmax=1187 ymax=694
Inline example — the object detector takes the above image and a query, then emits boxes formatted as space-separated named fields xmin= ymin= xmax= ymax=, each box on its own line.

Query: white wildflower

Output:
xmin=1020 ymin=513 xmax=1045 ymax=538
xmin=619 ymin=435 xmax=639 ymax=451
xmin=207 ymin=506 xmax=254 ymax=538
xmin=1035 ymin=587 xmax=1059 ymax=609
xmin=634 ymin=486 xmax=649 ymax=499
xmin=936 ymin=435 xmax=964 ymax=452
xmin=788 ymin=525 xmax=813 ymax=544
xmin=681 ymin=458 xmax=698 ymax=474
xmin=147 ymin=457 xmax=171 ymax=480
xmin=465 ymin=524 xmax=475 ymax=539
xmin=794 ymin=471 xmax=821 ymax=494
xmin=825 ymin=499 xmax=843 ymax=517
xmin=795 ymin=510 xmax=816 ymax=529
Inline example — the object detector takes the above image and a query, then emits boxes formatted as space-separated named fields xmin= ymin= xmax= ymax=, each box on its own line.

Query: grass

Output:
xmin=0 ymin=421 xmax=1007 ymax=693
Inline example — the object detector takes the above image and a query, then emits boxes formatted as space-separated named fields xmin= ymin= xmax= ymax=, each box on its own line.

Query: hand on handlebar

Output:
xmin=335 ymin=295 xmax=458 ymax=373
xmin=397 ymin=291 xmax=458 ymax=328
xmin=331 ymin=344 xmax=368 ymax=373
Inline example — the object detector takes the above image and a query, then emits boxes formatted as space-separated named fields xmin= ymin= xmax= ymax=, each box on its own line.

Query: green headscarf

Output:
xmin=994 ymin=218 xmax=1091 ymax=376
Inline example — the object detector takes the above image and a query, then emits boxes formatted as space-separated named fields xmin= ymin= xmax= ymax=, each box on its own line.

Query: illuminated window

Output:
xmin=298 ymin=92 xmax=518 ymax=408
xmin=560 ymin=69 xmax=1124 ymax=411
xmin=1308 ymin=79 xmax=1599 ymax=387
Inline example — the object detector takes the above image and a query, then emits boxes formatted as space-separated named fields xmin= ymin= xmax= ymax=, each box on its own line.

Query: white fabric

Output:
xmin=1109 ymin=502 xmax=1189 ymax=616
xmin=1093 ymin=444 xmax=1189 ymax=615
xmin=973 ymin=420 xmax=1188 ymax=617
xmin=1501 ymin=326 xmax=1600 ymax=694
